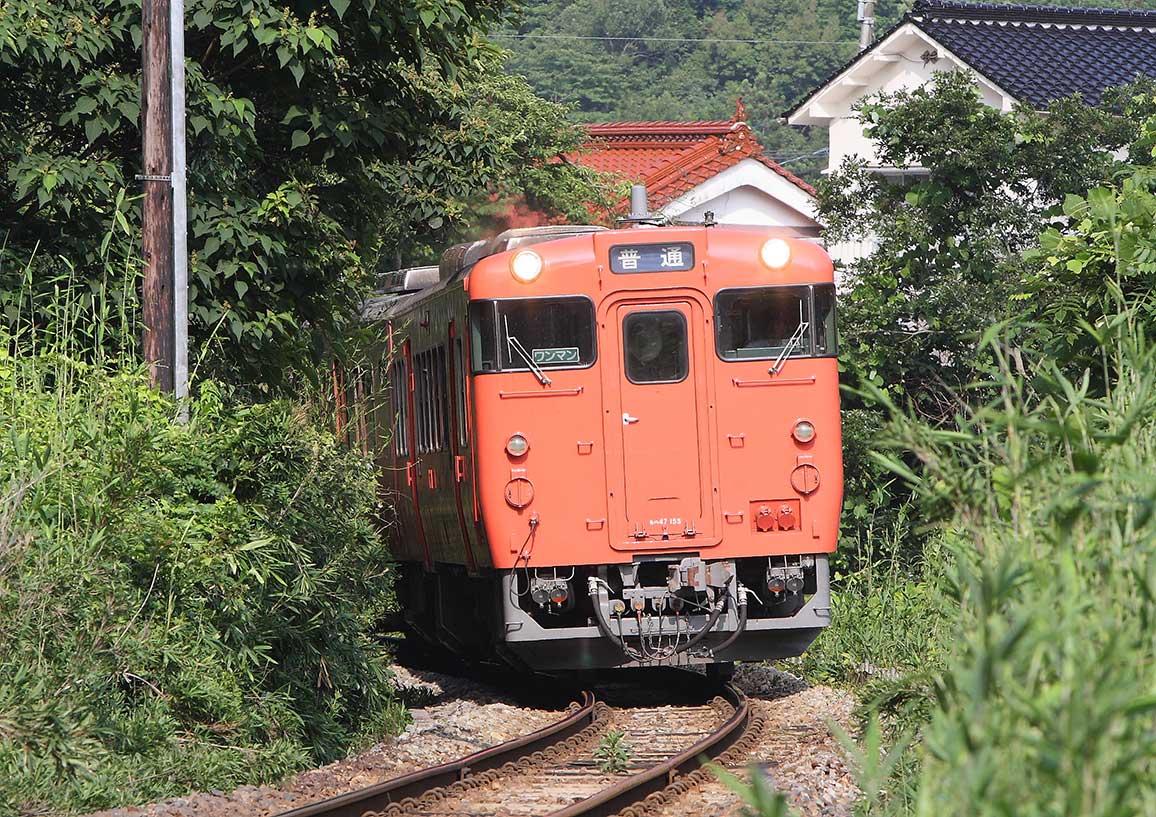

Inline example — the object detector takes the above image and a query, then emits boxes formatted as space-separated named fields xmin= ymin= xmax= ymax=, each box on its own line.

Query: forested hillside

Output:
xmin=502 ymin=0 xmax=1156 ymax=178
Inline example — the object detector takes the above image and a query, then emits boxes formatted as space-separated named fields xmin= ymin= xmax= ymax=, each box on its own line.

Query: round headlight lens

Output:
xmin=792 ymin=420 xmax=816 ymax=443
xmin=506 ymin=433 xmax=529 ymax=457
xmin=760 ymin=238 xmax=792 ymax=270
xmin=510 ymin=250 xmax=543 ymax=283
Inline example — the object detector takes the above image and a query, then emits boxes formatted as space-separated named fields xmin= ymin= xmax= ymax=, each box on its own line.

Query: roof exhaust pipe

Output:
xmin=629 ymin=184 xmax=650 ymax=220
xmin=619 ymin=183 xmax=669 ymax=227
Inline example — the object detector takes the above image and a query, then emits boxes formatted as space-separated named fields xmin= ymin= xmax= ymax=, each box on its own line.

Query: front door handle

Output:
xmin=623 ymin=412 xmax=640 ymax=425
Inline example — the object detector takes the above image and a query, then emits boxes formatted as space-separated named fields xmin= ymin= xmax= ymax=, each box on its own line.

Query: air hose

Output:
xmin=587 ymin=577 xmax=740 ymax=659
xmin=707 ymin=585 xmax=749 ymax=657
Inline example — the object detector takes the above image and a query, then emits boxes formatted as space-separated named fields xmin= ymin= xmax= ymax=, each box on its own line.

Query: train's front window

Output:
xmin=714 ymin=285 xmax=837 ymax=361
xmin=469 ymin=297 xmax=596 ymax=374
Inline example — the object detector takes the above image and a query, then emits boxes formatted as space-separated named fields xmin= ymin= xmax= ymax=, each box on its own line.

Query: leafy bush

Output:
xmin=0 ymin=346 xmax=401 ymax=813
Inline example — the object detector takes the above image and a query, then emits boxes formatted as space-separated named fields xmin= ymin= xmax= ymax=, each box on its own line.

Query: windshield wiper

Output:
xmin=769 ymin=320 xmax=810 ymax=375
xmin=504 ymin=316 xmax=552 ymax=386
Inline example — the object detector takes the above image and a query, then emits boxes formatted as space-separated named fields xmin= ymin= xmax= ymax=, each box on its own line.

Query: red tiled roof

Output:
xmin=489 ymin=102 xmax=816 ymax=232
xmin=569 ymin=110 xmax=816 ymax=212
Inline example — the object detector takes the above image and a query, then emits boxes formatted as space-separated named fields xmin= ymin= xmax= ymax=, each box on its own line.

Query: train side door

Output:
xmin=603 ymin=298 xmax=718 ymax=548
xmin=446 ymin=319 xmax=479 ymax=571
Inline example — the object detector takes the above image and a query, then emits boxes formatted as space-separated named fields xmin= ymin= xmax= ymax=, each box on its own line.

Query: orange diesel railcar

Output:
xmin=368 ymin=220 xmax=841 ymax=671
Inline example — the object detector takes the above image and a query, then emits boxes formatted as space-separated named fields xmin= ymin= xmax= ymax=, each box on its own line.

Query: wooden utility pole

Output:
xmin=141 ymin=0 xmax=175 ymax=392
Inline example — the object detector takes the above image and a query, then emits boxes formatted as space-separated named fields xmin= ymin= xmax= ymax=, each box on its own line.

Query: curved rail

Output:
xmin=273 ymin=689 xmax=597 ymax=817
xmin=550 ymin=682 xmax=750 ymax=817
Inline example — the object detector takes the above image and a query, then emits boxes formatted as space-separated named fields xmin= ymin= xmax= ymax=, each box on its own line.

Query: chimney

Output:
xmin=856 ymin=0 xmax=875 ymax=49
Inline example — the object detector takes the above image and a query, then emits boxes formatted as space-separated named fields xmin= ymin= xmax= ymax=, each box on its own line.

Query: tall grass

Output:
xmin=732 ymin=321 xmax=1156 ymax=817
xmin=0 ymin=245 xmax=404 ymax=815
xmin=866 ymin=320 xmax=1156 ymax=816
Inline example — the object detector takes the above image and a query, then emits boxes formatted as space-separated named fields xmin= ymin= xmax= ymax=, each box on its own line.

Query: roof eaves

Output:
xmin=643 ymin=126 xmax=818 ymax=204
xmin=783 ymin=17 xmax=1023 ymax=122
xmin=644 ymin=137 xmax=734 ymax=204
xmin=781 ymin=16 xmax=912 ymax=121
xmin=755 ymin=155 xmax=818 ymax=196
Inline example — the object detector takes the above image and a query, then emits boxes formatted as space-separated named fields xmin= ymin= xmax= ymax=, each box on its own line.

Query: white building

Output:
xmin=785 ymin=0 xmax=1156 ymax=261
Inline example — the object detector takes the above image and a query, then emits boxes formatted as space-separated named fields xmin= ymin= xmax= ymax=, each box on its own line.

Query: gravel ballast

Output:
xmin=83 ymin=663 xmax=859 ymax=817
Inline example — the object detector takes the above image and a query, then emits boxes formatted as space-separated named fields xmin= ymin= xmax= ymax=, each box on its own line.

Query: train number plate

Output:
xmin=609 ymin=242 xmax=695 ymax=273
xmin=532 ymin=347 xmax=580 ymax=365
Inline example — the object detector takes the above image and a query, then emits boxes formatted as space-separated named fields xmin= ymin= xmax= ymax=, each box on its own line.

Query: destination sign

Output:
xmin=609 ymin=242 xmax=695 ymax=274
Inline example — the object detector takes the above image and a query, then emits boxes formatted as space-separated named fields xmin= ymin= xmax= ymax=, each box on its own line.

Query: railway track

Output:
xmin=274 ymin=673 xmax=766 ymax=817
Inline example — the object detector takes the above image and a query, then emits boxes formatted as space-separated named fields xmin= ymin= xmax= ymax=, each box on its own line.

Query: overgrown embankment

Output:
xmin=0 ymin=351 xmax=402 ymax=814
xmin=765 ymin=91 xmax=1156 ymax=816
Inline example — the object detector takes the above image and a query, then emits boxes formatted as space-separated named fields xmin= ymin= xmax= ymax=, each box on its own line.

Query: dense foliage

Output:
xmin=0 ymin=335 xmax=400 ymax=813
xmin=0 ymin=0 xmax=604 ymax=382
xmin=770 ymin=86 xmax=1156 ymax=817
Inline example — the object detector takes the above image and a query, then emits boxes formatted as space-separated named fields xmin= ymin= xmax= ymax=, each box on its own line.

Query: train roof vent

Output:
xmin=438 ymin=239 xmax=489 ymax=282
xmin=377 ymin=265 xmax=441 ymax=294
xmin=439 ymin=225 xmax=607 ymax=282
xmin=486 ymin=225 xmax=608 ymax=254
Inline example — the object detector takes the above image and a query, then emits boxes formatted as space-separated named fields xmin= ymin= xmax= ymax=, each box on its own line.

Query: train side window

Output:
xmin=389 ymin=360 xmax=409 ymax=457
xmin=434 ymin=345 xmax=449 ymax=450
xmin=623 ymin=310 xmax=688 ymax=384
xmin=469 ymin=301 xmax=498 ymax=373
xmin=454 ymin=338 xmax=468 ymax=447
xmin=813 ymin=284 xmax=838 ymax=357
xmin=415 ymin=351 xmax=430 ymax=453
xmin=415 ymin=346 xmax=451 ymax=453
xmin=715 ymin=286 xmax=813 ymax=361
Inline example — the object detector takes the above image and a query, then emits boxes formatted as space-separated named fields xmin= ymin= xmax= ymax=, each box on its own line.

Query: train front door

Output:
xmin=603 ymin=298 xmax=717 ymax=549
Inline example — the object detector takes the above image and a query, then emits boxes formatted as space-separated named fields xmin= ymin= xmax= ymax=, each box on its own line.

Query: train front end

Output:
xmin=467 ymin=225 xmax=842 ymax=669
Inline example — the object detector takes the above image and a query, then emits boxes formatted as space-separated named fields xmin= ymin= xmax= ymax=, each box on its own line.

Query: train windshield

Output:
xmin=470 ymin=297 xmax=596 ymax=374
xmin=715 ymin=284 xmax=837 ymax=361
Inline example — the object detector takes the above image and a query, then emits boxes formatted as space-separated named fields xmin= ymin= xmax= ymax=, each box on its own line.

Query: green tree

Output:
xmin=0 ymin=0 xmax=601 ymax=382
xmin=1021 ymin=94 xmax=1156 ymax=380
xmin=820 ymin=72 xmax=1133 ymax=423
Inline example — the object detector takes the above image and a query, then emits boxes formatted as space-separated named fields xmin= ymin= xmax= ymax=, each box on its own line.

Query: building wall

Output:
xmin=662 ymin=159 xmax=820 ymax=233
xmin=794 ymin=25 xmax=1014 ymax=175
xmin=673 ymin=185 xmax=813 ymax=229
xmin=790 ymin=25 xmax=1017 ymax=265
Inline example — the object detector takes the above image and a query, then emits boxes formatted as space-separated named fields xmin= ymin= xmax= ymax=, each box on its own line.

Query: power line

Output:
xmin=778 ymin=147 xmax=830 ymax=166
xmin=490 ymin=32 xmax=859 ymax=45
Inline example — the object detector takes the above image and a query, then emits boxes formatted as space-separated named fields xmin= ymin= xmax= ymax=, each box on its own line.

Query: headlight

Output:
xmin=792 ymin=420 xmax=816 ymax=443
xmin=506 ymin=433 xmax=529 ymax=457
xmin=510 ymin=250 xmax=543 ymax=283
xmin=760 ymin=238 xmax=791 ymax=270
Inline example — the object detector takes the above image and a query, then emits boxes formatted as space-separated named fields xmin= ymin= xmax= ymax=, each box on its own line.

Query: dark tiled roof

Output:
xmin=914 ymin=1 xmax=1156 ymax=106
xmin=784 ymin=0 xmax=1156 ymax=116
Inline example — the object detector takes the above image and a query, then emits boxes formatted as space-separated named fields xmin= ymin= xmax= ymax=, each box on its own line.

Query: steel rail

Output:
xmin=549 ymin=682 xmax=750 ymax=817
xmin=272 ymin=689 xmax=597 ymax=817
